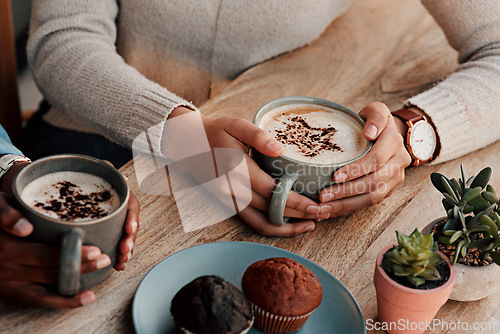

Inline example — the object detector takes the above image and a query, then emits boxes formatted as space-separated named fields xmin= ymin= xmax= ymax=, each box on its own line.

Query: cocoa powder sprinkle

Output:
xmin=33 ymin=181 xmax=112 ymax=221
xmin=274 ymin=116 xmax=342 ymax=158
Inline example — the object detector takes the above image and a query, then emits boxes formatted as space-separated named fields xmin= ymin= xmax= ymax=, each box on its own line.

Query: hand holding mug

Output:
xmin=164 ymin=107 xmax=325 ymax=237
xmin=318 ymin=102 xmax=412 ymax=215
xmin=0 ymin=155 xmax=139 ymax=307
xmin=0 ymin=192 xmax=107 ymax=307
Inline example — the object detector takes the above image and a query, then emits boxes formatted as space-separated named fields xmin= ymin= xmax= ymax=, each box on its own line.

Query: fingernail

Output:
xmin=334 ymin=172 xmax=348 ymax=183
xmin=127 ymin=240 xmax=134 ymax=253
xmin=80 ymin=293 xmax=94 ymax=306
xmin=131 ymin=220 xmax=138 ymax=234
xmin=322 ymin=193 xmax=335 ymax=202
xmin=266 ymin=140 xmax=282 ymax=153
xmin=303 ymin=224 xmax=315 ymax=232
xmin=12 ymin=218 xmax=33 ymax=235
xmin=97 ymin=256 xmax=111 ymax=269
xmin=365 ymin=125 xmax=378 ymax=140
xmin=306 ymin=205 xmax=321 ymax=214
xmin=320 ymin=204 xmax=333 ymax=213
xmin=87 ymin=249 xmax=101 ymax=260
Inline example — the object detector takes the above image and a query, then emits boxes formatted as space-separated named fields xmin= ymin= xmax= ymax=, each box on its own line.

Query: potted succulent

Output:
xmin=426 ymin=165 xmax=500 ymax=301
xmin=374 ymin=229 xmax=455 ymax=334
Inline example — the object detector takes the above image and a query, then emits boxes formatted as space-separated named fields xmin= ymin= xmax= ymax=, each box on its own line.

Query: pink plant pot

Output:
xmin=374 ymin=244 xmax=456 ymax=334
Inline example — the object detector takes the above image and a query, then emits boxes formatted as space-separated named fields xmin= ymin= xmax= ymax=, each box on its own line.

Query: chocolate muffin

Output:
xmin=242 ymin=257 xmax=322 ymax=333
xmin=170 ymin=275 xmax=253 ymax=334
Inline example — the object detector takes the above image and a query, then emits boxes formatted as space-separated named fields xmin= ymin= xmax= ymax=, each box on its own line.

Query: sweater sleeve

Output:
xmin=404 ymin=0 xmax=500 ymax=164
xmin=27 ymin=0 xmax=197 ymax=154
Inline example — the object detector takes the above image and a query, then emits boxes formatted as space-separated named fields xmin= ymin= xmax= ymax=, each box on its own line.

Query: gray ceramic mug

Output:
xmin=12 ymin=154 xmax=129 ymax=295
xmin=252 ymin=97 xmax=373 ymax=226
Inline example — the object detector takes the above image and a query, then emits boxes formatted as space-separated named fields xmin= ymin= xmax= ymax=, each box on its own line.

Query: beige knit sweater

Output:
xmin=27 ymin=0 xmax=500 ymax=164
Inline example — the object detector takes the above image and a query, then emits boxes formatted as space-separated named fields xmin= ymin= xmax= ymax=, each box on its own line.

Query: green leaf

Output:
xmin=468 ymin=195 xmax=490 ymax=212
xmin=450 ymin=230 xmax=463 ymax=243
xmin=464 ymin=205 xmax=474 ymax=214
xmin=444 ymin=193 xmax=459 ymax=206
xmin=468 ymin=237 xmax=495 ymax=250
xmin=486 ymin=184 xmax=496 ymax=195
xmin=494 ymin=212 xmax=500 ymax=228
xmin=460 ymin=164 xmax=467 ymax=189
xmin=442 ymin=198 xmax=454 ymax=211
xmin=466 ymin=175 xmax=476 ymax=188
xmin=462 ymin=187 xmax=482 ymax=204
xmin=454 ymin=241 xmax=464 ymax=264
xmin=392 ymin=263 xmax=408 ymax=276
xmin=407 ymin=276 xmax=426 ymax=287
xmin=482 ymin=191 xmax=498 ymax=204
xmin=479 ymin=215 xmax=498 ymax=235
xmin=419 ymin=267 xmax=441 ymax=280
xmin=430 ymin=172 xmax=448 ymax=193
xmin=451 ymin=178 xmax=462 ymax=195
xmin=458 ymin=211 xmax=466 ymax=230
xmin=442 ymin=176 xmax=459 ymax=203
xmin=490 ymin=252 xmax=500 ymax=266
xmin=466 ymin=226 xmax=490 ymax=234
xmin=438 ymin=236 xmax=451 ymax=244
xmin=444 ymin=218 xmax=459 ymax=231
xmin=471 ymin=167 xmax=492 ymax=189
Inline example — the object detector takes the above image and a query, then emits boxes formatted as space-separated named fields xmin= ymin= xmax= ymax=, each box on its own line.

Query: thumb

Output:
xmin=358 ymin=102 xmax=391 ymax=140
xmin=0 ymin=194 xmax=33 ymax=237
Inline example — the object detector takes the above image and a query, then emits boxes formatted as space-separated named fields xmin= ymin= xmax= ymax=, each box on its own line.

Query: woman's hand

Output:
xmin=165 ymin=107 xmax=328 ymax=236
xmin=114 ymin=192 xmax=140 ymax=270
xmin=318 ymin=102 xmax=412 ymax=216
xmin=0 ymin=194 xmax=110 ymax=308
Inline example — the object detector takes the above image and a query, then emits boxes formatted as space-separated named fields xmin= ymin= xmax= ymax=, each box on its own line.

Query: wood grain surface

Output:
xmin=1 ymin=0 xmax=498 ymax=333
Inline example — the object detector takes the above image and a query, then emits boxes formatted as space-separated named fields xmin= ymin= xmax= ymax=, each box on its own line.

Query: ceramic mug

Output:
xmin=252 ymin=96 xmax=372 ymax=226
xmin=12 ymin=154 xmax=129 ymax=295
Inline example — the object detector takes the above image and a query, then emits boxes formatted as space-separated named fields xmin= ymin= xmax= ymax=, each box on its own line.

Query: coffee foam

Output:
xmin=258 ymin=104 xmax=369 ymax=164
xmin=21 ymin=171 xmax=121 ymax=222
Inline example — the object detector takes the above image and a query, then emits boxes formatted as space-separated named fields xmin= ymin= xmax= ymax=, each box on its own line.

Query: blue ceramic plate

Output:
xmin=132 ymin=241 xmax=365 ymax=334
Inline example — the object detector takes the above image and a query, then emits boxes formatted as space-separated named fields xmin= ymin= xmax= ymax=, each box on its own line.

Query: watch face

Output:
xmin=409 ymin=121 xmax=436 ymax=161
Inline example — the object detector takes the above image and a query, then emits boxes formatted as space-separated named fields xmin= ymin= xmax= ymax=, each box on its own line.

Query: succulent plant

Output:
xmin=430 ymin=165 xmax=500 ymax=265
xmin=381 ymin=229 xmax=444 ymax=287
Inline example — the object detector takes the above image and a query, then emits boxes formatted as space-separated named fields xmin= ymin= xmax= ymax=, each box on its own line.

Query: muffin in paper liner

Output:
xmin=251 ymin=301 xmax=316 ymax=333
xmin=179 ymin=316 xmax=254 ymax=334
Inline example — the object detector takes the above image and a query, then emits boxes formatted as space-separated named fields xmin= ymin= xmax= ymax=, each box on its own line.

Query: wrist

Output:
xmin=391 ymin=107 xmax=440 ymax=165
xmin=168 ymin=106 xmax=197 ymax=119
xmin=0 ymin=160 xmax=30 ymax=194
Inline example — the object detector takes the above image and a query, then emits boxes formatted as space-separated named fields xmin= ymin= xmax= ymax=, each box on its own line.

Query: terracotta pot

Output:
xmin=374 ymin=244 xmax=455 ymax=334
xmin=423 ymin=217 xmax=500 ymax=301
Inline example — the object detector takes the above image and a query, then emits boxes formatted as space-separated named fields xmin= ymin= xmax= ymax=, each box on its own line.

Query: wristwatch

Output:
xmin=0 ymin=154 xmax=31 ymax=179
xmin=392 ymin=109 xmax=437 ymax=166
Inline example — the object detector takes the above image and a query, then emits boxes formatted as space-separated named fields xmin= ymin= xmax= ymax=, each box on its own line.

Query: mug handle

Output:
xmin=59 ymin=229 xmax=82 ymax=296
xmin=269 ymin=172 xmax=298 ymax=226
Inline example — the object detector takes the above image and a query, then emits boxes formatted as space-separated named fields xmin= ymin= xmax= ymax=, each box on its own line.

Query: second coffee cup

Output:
xmin=252 ymin=96 xmax=373 ymax=226
xmin=12 ymin=154 xmax=129 ymax=295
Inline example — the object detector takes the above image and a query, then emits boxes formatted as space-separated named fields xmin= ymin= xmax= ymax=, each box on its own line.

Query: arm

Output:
xmin=404 ymin=0 xmax=500 ymax=163
xmin=319 ymin=1 xmax=500 ymax=212
xmin=27 ymin=0 xmax=196 ymax=154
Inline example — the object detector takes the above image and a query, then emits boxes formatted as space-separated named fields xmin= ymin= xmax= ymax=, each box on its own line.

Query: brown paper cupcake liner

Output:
xmin=179 ymin=316 xmax=254 ymax=334
xmin=251 ymin=302 xmax=315 ymax=334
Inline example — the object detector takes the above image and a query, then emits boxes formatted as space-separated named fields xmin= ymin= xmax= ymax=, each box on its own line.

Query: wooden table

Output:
xmin=2 ymin=0 xmax=499 ymax=333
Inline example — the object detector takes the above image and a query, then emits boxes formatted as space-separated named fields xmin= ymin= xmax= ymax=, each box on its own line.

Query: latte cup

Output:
xmin=252 ymin=97 xmax=373 ymax=226
xmin=12 ymin=154 xmax=129 ymax=295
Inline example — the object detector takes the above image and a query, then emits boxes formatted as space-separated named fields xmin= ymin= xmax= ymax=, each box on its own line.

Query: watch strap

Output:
xmin=0 ymin=154 xmax=31 ymax=179
xmin=392 ymin=108 xmax=424 ymax=124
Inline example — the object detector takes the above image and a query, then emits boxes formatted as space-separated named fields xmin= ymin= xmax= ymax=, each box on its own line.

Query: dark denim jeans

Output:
xmin=22 ymin=101 xmax=133 ymax=168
